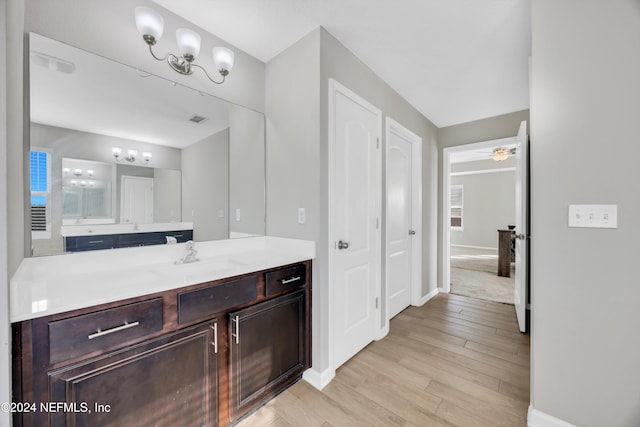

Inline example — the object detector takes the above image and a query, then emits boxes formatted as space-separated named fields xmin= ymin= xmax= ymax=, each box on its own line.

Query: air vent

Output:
xmin=189 ymin=115 xmax=207 ymax=124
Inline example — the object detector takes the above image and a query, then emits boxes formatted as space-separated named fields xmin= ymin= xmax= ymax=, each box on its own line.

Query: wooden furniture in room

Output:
xmin=12 ymin=260 xmax=311 ymax=427
xmin=497 ymin=229 xmax=513 ymax=277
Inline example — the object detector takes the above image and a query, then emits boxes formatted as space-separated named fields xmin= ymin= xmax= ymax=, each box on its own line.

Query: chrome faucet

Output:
xmin=175 ymin=240 xmax=199 ymax=264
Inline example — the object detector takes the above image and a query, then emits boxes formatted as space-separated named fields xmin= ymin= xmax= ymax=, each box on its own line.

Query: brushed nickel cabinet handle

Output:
xmin=231 ymin=315 xmax=239 ymax=345
xmin=88 ymin=321 xmax=139 ymax=340
xmin=281 ymin=276 xmax=301 ymax=285
xmin=211 ymin=323 xmax=218 ymax=354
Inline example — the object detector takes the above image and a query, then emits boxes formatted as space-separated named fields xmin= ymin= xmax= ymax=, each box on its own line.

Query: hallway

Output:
xmin=240 ymin=293 xmax=530 ymax=426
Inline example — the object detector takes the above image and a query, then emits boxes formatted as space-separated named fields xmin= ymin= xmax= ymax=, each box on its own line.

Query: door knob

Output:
xmin=409 ymin=230 xmax=416 ymax=235
xmin=337 ymin=240 xmax=349 ymax=250
xmin=514 ymin=234 xmax=527 ymax=240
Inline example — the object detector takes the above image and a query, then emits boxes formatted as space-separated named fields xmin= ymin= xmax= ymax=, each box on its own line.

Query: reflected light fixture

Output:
xmin=112 ymin=147 xmax=152 ymax=164
xmin=492 ymin=147 xmax=514 ymax=162
xmin=134 ymin=6 xmax=235 ymax=85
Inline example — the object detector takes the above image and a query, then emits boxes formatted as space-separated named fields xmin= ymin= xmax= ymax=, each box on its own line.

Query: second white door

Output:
xmin=387 ymin=127 xmax=413 ymax=318
xmin=386 ymin=119 xmax=421 ymax=319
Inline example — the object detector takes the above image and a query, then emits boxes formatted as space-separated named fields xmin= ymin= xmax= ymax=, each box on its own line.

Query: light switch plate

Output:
xmin=568 ymin=204 xmax=617 ymax=228
xmin=235 ymin=208 xmax=241 ymax=222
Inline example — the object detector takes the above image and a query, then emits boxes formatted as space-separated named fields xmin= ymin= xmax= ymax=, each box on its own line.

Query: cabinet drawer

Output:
xmin=48 ymin=298 xmax=163 ymax=365
xmin=178 ymin=276 xmax=258 ymax=324
xmin=67 ymin=235 xmax=117 ymax=252
xmin=265 ymin=263 xmax=307 ymax=297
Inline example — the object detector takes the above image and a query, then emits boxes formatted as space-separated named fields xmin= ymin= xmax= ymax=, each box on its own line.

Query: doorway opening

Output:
xmin=442 ymin=121 xmax=528 ymax=332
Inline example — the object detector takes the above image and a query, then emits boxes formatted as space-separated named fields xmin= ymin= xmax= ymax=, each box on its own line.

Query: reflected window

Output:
xmin=450 ymin=184 xmax=463 ymax=230
xmin=30 ymin=150 xmax=51 ymax=238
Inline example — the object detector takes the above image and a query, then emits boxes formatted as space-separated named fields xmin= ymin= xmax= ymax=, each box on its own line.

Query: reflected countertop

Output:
xmin=60 ymin=222 xmax=194 ymax=237
xmin=10 ymin=236 xmax=316 ymax=322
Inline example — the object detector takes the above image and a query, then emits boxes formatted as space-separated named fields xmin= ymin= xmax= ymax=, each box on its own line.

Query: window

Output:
xmin=450 ymin=184 xmax=463 ymax=229
xmin=30 ymin=150 xmax=51 ymax=238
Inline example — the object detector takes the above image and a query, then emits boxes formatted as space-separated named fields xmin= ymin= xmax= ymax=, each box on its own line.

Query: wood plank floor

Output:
xmin=238 ymin=293 xmax=530 ymax=426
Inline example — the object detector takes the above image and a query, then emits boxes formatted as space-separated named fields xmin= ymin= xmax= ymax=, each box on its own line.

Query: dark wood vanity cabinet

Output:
xmin=229 ymin=290 xmax=308 ymax=421
xmin=12 ymin=260 xmax=311 ymax=427
xmin=48 ymin=322 xmax=218 ymax=427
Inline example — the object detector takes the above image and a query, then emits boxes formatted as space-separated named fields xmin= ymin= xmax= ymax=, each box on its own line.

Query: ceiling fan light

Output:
xmin=492 ymin=147 xmax=510 ymax=162
xmin=176 ymin=28 xmax=201 ymax=59
xmin=134 ymin=7 xmax=165 ymax=42
xmin=213 ymin=47 xmax=234 ymax=75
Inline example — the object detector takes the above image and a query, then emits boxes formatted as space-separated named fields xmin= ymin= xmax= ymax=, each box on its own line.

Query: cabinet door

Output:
xmin=49 ymin=321 xmax=218 ymax=427
xmin=228 ymin=290 xmax=307 ymax=421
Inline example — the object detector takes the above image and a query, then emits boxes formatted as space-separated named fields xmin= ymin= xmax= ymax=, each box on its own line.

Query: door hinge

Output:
xmin=376 ymin=218 xmax=379 ymax=229
xmin=376 ymin=137 xmax=380 ymax=149
xmin=375 ymin=297 xmax=379 ymax=309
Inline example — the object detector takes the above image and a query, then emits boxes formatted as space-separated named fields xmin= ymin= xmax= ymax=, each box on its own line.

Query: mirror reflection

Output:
xmin=28 ymin=33 xmax=266 ymax=256
xmin=61 ymin=158 xmax=115 ymax=223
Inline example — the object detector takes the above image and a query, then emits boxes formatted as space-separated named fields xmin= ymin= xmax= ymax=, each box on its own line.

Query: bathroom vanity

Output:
xmin=10 ymin=237 xmax=314 ymax=427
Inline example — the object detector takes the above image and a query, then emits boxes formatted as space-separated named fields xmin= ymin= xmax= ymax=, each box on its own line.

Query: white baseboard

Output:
xmin=528 ymin=406 xmax=576 ymax=427
xmin=376 ymin=323 xmax=389 ymax=341
xmin=414 ymin=288 xmax=440 ymax=307
xmin=303 ymin=367 xmax=335 ymax=391
xmin=451 ymin=244 xmax=498 ymax=251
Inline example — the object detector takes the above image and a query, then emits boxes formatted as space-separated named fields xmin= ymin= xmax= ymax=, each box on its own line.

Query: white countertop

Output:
xmin=60 ymin=222 xmax=194 ymax=237
xmin=10 ymin=236 xmax=316 ymax=323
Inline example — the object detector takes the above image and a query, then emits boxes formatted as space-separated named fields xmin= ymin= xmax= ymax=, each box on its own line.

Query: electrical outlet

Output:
xmin=298 ymin=208 xmax=306 ymax=224
xmin=568 ymin=204 xmax=617 ymax=229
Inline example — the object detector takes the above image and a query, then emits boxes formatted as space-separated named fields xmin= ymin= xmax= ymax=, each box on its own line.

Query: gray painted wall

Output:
xmin=229 ymin=104 xmax=266 ymax=237
xmin=451 ymin=159 xmax=515 ymax=248
xmin=154 ymin=168 xmax=182 ymax=223
xmin=530 ymin=1 xmax=640 ymax=425
xmin=181 ymin=129 xmax=229 ymax=241
xmin=438 ymin=110 xmax=529 ymax=289
xmin=266 ymin=27 xmax=439 ymax=377
xmin=0 ymin=0 xmax=11 ymax=423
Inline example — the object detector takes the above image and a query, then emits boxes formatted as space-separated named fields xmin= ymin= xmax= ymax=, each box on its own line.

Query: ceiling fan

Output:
xmin=490 ymin=146 xmax=516 ymax=161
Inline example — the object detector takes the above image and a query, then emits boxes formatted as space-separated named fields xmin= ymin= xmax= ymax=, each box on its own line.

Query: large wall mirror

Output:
xmin=28 ymin=33 xmax=266 ymax=256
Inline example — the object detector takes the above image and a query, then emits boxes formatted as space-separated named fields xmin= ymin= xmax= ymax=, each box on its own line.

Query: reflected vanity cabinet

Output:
xmin=12 ymin=260 xmax=311 ymax=427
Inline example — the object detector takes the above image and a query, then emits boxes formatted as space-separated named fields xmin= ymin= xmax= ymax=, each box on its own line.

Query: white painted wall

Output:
xmin=530 ymin=1 xmax=640 ymax=425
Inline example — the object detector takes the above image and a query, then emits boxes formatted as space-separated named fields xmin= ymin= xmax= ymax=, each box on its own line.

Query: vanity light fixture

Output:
xmin=73 ymin=168 xmax=83 ymax=177
xmin=112 ymin=147 xmax=152 ymax=164
xmin=63 ymin=168 xmax=70 ymax=176
xmin=134 ymin=6 xmax=235 ymax=85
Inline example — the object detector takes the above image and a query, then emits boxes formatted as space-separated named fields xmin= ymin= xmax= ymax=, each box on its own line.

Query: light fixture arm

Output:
xmin=147 ymin=43 xmax=168 ymax=62
xmin=190 ymin=63 xmax=227 ymax=85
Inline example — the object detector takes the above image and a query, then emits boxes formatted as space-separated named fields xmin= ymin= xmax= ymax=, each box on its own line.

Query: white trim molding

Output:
xmin=451 ymin=167 xmax=516 ymax=177
xmin=303 ymin=367 xmax=336 ymax=391
xmin=528 ymin=406 xmax=576 ymax=427
xmin=415 ymin=288 xmax=440 ymax=306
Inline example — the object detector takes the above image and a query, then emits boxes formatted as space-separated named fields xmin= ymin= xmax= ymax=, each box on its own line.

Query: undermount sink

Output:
xmin=151 ymin=258 xmax=247 ymax=283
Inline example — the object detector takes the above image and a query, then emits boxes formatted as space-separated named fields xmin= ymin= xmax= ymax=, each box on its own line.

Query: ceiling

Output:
xmin=154 ymin=0 xmax=531 ymax=128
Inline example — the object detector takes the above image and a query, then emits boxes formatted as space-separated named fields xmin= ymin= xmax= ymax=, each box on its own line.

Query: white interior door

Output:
xmin=514 ymin=121 xmax=528 ymax=332
xmin=121 ymin=176 xmax=153 ymax=224
xmin=330 ymin=79 xmax=381 ymax=369
xmin=386 ymin=123 xmax=413 ymax=319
